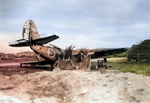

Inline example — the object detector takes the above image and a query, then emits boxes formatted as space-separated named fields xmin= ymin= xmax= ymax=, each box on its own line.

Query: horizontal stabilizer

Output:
xmin=9 ymin=39 xmax=30 ymax=47
xmin=9 ymin=35 xmax=59 ymax=47
xmin=33 ymin=35 xmax=59 ymax=45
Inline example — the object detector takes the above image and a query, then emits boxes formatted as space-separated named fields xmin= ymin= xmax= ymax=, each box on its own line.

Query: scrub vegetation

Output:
xmin=91 ymin=57 xmax=150 ymax=76
xmin=104 ymin=58 xmax=150 ymax=76
xmin=91 ymin=39 xmax=150 ymax=76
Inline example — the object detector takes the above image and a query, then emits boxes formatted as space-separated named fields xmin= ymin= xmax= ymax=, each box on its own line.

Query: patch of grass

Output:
xmin=91 ymin=58 xmax=150 ymax=76
xmin=145 ymin=67 xmax=150 ymax=76
xmin=107 ymin=58 xmax=150 ymax=76
xmin=106 ymin=52 xmax=127 ymax=58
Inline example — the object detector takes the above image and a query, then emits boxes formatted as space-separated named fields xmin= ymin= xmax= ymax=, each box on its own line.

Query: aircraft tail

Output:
xmin=23 ymin=20 xmax=40 ymax=40
xmin=9 ymin=20 xmax=59 ymax=47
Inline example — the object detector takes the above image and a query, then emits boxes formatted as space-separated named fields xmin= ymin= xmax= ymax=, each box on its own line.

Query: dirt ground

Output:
xmin=0 ymin=67 xmax=150 ymax=103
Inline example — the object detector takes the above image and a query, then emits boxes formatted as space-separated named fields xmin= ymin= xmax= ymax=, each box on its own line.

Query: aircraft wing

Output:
xmin=91 ymin=48 xmax=128 ymax=58
xmin=21 ymin=61 xmax=51 ymax=65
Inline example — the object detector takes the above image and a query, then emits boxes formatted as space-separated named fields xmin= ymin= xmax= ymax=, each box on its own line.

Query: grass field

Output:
xmin=91 ymin=57 xmax=150 ymax=76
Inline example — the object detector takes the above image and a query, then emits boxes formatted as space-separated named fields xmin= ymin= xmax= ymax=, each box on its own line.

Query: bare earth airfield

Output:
xmin=0 ymin=20 xmax=150 ymax=103
xmin=0 ymin=53 xmax=150 ymax=103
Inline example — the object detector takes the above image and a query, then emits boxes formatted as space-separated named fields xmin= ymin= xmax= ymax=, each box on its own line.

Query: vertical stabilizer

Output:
xmin=22 ymin=20 xmax=40 ymax=40
xmin=9 ymin=20 xmax=59 ymax=47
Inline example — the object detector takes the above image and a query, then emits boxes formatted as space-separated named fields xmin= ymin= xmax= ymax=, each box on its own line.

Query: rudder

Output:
xmin=22 ymin=20 xmax=41 ymax=40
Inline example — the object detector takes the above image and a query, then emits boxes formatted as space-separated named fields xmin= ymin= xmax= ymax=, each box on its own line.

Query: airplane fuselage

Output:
xmin=30 ymin=44 xmax=64 ymax=61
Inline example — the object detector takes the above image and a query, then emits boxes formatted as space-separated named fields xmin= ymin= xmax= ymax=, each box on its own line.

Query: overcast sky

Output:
xmin=0 ymin=0 xmax=150 ymax=53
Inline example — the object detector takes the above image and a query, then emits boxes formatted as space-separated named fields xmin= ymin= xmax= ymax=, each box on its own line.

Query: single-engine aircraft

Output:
xmin=9 ymin=20 xmax=70 ymax=70
xmin=9 ymin=20 xmax=128 ymax=71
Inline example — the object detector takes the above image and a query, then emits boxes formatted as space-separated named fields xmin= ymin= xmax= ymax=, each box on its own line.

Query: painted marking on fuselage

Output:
xmin=48 ymin=48 xmax=55 ymax=57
